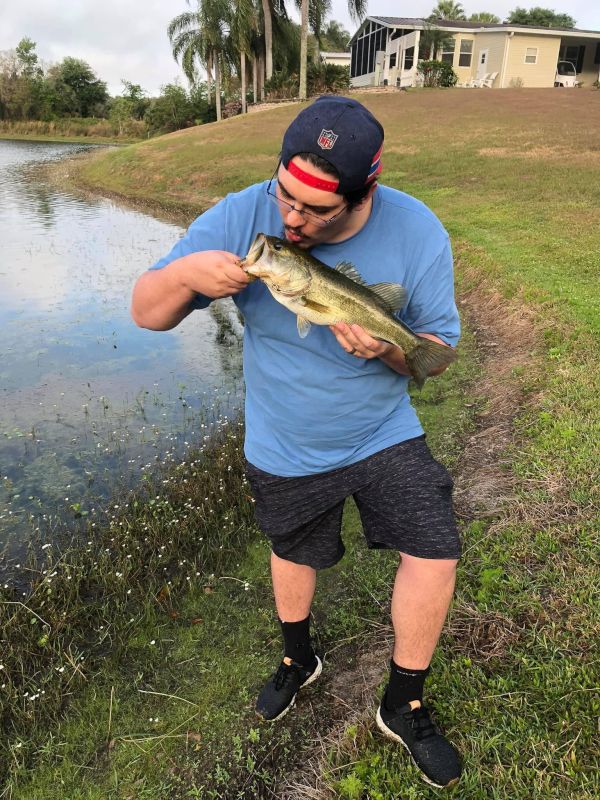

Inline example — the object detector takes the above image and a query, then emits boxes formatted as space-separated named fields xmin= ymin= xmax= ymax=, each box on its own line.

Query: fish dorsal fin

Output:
xmin=333 ymin=261 xmax=367 ymax=285
xmin=297 ymin=316 xmax=312 ymax=338
xmin=367 ymin=282 xmax=407 ymax=313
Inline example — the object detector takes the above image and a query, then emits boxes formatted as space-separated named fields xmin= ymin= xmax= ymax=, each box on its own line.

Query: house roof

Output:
xmin=350 ymin=16 xmax=600 ymax=44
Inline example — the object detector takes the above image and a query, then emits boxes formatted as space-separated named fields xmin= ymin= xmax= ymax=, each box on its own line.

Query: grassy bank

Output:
xmin=3 ymin=89 xmax=599 ymax=798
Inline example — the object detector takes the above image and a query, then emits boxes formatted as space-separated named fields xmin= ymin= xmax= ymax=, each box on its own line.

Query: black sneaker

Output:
xmin=376 ymin=693 xmax=462 ymax=789
xmin=256 ymin=655 xmax=322 ymax=721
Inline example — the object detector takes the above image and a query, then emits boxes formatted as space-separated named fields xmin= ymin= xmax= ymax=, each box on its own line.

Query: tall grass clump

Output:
xmin=0 ymin=411 xmax=255 ymax=787
xmin=0 ymin=118 xmax=146 ymax=142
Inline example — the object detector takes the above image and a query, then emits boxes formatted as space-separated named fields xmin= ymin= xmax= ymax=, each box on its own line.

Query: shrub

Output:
xmin=264 ymin=62 xmax=350 ymax=100
xmin=417 ymin=59 xmax=458 ymax=88
xmin=308 ymin=62 xmax=351 ymax=94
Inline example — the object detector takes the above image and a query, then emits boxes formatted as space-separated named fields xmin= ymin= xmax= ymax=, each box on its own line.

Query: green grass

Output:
xmin=6 ymin=89 xmax=600 ymax=798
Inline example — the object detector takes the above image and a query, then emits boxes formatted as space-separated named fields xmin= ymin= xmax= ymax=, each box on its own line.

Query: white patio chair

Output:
xmin=465 ymin=73 xmax=489 ymax=88
xmin=481 ymin=71 xmax=499 ymax=88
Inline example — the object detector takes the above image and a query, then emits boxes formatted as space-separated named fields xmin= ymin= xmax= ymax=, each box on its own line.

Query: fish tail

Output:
xmin=406 ymin=338 xmax=457 ymax=389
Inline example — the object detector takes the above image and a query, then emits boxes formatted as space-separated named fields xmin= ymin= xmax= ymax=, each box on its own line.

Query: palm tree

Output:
xmin=230 ymin=0 xmax=260 ymax=113
xmin=298 ymin=0 xmax=365 ymax=100
xmin=469 ymin=12 xmax=500 ymax=23
xmin=299 ymin=0 xmax=309 ymax=99
xmin=168 ymin=8 xmax=209 ymax=97
xmin=262 ymin=0 xmax=274 ymax=80
xmin=308 ymin=0 xmax=332 ymax=62
xmin=168 ymin=0 xmax=230 ymax=121
xmin=260 ymin=0 xmax=287 ymax=84
xmin=428 ymin=1 xmax=466 ymax=20
xmin=419 ymin=22 xmax=456 ymax=60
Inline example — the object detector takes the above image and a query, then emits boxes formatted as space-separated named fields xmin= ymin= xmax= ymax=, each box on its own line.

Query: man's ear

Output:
xmin=355 ymin=181 xmax=378 ymax=207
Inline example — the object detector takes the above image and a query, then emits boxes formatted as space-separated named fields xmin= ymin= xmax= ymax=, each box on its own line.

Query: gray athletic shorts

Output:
xmin=245 ymin=436 xmax=461 ymax=570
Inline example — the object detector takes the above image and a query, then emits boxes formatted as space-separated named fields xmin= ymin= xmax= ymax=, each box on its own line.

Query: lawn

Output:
xmin=4 ymin=88 xmax=599 ymax=799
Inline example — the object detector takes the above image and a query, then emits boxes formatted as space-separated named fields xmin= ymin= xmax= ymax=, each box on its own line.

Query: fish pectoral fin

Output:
xmin=302 ymin=297 xmax=332 ymax=314
xmin=367 ymin=282 xmax=407 ymax=313
xmin=333 ymin=261 xmax=367 ymax=285
xmin=297 ymin=316 xmax=312 ymax=338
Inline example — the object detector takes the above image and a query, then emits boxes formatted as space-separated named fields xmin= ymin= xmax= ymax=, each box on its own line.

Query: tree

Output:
xmin=507 ymin=7 xmax=575 ymax=28
xmin=299 ymin=0 xmax=366 ymax=100
xmin=109 ymin=96 xmax=136 ymax=135
xmin=169 ymin=0 xmax=230 ymax=121
xmin=144 ymin=83 xmax=195 ymax=134
xmin=121 ymin=80 xmax=149 ymax=120
xmin=230 ymin=0 xmax=260 ymax=113
xmin=0 ymin=39 xmax=47 ymax=119
xmin=262 ymin=0 xmax=274 ymax=81
xmin=50 ymin=57 xmax=108 ymax=116
xmin=419 ymin=23 xmax=456 ymax=60
xmin=320 ymin=20 xmax=351 ymax=51
xmin=469 ymin=12 xmax=501 ymax=23
xmin=15 ymin=38 xmax=42 ymax=79
xmin=428 ymin=1 xmax=466 ymax=20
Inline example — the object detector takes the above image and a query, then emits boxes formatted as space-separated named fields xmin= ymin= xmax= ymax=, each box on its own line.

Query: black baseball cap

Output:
xmin=281 ymin=95 xmax=384 ymax=194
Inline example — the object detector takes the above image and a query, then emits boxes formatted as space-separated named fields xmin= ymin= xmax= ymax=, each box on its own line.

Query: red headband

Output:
xmin=286 ymin=160 xmax=340 ymax=193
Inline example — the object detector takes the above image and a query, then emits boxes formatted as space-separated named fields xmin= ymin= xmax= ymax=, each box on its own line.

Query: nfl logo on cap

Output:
xmin=317 ymin=129 xmax=338 ymax=150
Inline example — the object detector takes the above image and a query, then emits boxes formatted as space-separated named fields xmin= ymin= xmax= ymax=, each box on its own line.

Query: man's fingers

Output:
xmin=223 ymin=263 xmax=251 ymax=284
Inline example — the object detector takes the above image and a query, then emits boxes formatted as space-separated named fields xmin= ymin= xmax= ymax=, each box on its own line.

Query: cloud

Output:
xmin=0 ymin=0 xmax=187 ymax=96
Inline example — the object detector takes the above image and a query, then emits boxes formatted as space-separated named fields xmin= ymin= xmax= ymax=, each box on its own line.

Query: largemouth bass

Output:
xmin=240 ymin=233 xmax=456 ymax=388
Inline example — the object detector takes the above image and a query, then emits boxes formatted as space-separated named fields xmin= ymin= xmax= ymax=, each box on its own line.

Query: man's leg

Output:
xmin=255 ymin=553 xmax=322 ymax=721
xmin=377 ymin=553 xmax=462 ymax=789
xmin=391 ymin=553 xmax=457 ymax=670
xmin=271 ymin=551 xmax=316 ymax=622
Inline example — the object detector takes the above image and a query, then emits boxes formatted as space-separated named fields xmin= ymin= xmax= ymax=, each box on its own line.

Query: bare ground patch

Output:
xmin=478 ymin=146 xmax=600 ymax=163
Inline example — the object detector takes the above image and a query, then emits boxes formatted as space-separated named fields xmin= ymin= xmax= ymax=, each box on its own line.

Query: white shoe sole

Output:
xmin=375 ymin=706 xmax=460 ymax=789
xmin=258 ymin=656 xmax=323 ymax=723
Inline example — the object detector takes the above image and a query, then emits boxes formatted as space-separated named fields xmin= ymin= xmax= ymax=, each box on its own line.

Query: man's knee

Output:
xmin=398 ymin=553 xmax=458 ymax=581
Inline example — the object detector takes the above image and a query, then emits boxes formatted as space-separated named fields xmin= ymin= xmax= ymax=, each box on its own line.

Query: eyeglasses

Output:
xmin=266 ymin=172 xmax=348 ymax=228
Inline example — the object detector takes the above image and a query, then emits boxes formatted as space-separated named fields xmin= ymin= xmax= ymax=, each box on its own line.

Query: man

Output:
xmin=131 ymin=96 xmax=462 ymax=789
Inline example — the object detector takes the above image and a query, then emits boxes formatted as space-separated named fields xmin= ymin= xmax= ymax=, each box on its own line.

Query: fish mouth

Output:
xmin=240 ymin=233 xmax=266 ymax=269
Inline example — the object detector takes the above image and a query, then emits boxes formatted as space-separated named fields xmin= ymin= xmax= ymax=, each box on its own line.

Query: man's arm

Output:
xmin=131 ymin=250 xmax=250 ymax=331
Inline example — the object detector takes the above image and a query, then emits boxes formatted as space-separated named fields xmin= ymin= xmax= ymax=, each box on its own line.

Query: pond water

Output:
xmin=0 ymin=140 xmax=242 ymax=561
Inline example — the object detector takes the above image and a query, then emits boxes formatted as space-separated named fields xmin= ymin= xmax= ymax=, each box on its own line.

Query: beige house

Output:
xmin=320 ymin=51 xmax=351 ymax=68
xmin=349 ymin=17 xmax=600 ymax=88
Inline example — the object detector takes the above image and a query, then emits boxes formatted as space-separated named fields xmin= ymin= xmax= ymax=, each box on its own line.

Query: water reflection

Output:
xmin=0 ymin=140 xmax=243 ymax=558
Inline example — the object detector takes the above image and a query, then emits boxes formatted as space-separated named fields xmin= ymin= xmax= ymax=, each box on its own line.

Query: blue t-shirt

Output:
xmin=150 ymin=181 xmax=460 ymax=476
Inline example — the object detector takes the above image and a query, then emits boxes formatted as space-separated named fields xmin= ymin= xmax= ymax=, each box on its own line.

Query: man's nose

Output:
xmin=285 ymin=205 xmax=305 ymax=225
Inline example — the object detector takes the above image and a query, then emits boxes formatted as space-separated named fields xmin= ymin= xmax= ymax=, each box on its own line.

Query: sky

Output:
xmin=1 ymin=1 xmax=599 ymax=97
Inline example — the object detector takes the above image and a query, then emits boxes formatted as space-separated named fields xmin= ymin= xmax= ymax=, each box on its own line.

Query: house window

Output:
xmin=403 ymin=46 xmax=414 ymax=70
xmin=459 ymin=40 xmax=473 ymax=67
xmin=559 ymin=44 xmax=586 ymax=73
xmin=440 ymin=40 xmax=456 ymax=64
xmin=525 ymin=47 xmax=538 ymax=64
xmin=595 ymin=43 xmax=600 ymax=64
xmin=389 ymin=52 xmax=397 ymax=68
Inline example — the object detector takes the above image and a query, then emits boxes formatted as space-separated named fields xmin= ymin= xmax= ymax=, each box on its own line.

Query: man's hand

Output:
xmin=329 ymin=323 xmax=451 ymax=378
xmin=131 ymin=250 xmax=250 ymax=331
xmin=178 ymin=250 xmax=251 ymax=299
xmin=329 ymin=322 xmax=395 ymax=360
